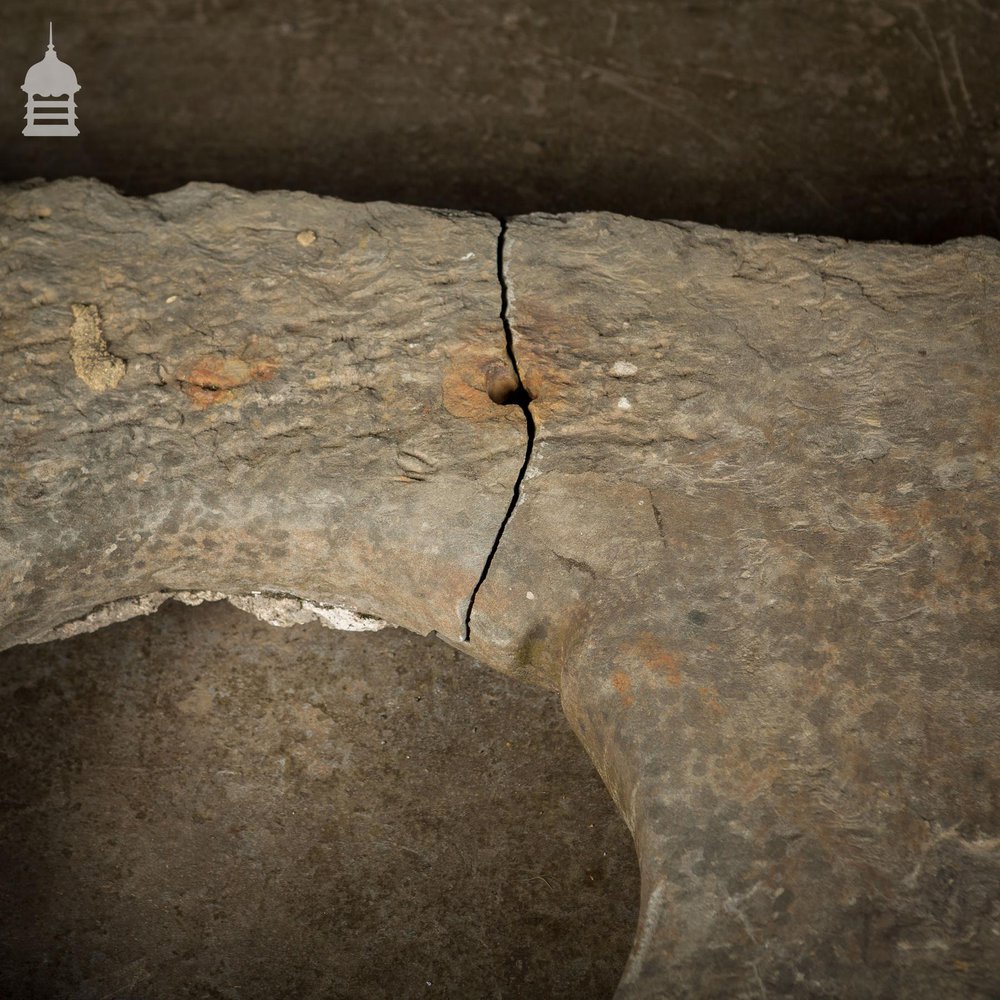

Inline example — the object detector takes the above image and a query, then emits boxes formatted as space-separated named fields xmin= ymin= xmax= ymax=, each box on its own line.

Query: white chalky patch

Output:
xmin=28 ymin=591 xmax=388 ymax=644
xmin=610 ymin=360 xmax=638 ymax=377
xmin=301 ymin=601 xmax=387 ymax=632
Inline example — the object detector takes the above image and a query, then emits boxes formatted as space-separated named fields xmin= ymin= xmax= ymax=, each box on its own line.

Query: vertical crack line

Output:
xmin=462 ymin=218 xmax=536 ymax=642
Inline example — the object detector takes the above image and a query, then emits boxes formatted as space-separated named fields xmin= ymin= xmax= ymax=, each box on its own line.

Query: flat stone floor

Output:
xmin=0 ymin=601 xmax=637 ymax=999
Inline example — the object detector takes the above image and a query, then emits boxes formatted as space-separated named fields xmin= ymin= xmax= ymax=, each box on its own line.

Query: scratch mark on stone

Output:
xmin=871 ymin=606 xmax=927 ymax=624
xmin=945 ymin=30 xmax=975 ymax=116
xmin=909 ymin=3 xmax=963 ymax=134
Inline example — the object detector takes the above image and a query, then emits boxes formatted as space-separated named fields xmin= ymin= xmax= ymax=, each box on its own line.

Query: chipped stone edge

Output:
xmin=27 ymin=591 xmax=389 ymax=644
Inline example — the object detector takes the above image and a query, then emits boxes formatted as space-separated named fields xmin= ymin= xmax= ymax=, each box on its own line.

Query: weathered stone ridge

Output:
xmin=482 ymin=213 xmax=999 ymax=998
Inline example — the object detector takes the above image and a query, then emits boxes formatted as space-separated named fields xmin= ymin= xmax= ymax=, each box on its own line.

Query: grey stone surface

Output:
xmin=1 ymin=180 xmax=998 ymax=997
xmin=472 ymin=213 xmax=999 ymax=997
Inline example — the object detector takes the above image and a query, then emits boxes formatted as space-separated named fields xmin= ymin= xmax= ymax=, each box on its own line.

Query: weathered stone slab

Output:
xmin=469 ymin=213 xmax=1000 ymax=997
xmin=1 ymin=182 xmax=998 ymax=998
xmin=0 ymin=179 xmax=523 ymax=650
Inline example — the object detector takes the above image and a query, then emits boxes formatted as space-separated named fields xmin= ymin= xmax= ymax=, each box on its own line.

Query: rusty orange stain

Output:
xmin=697 ymin=684 xmax=726 ymax=717
xmin=176 ymin=353 xmax=279 ymax=408
xmin=611 ymin=671 xmax=634 ymax=707
xmin=651 ymin=649 xmax=683 ymax=686
xmin=441 ymin=340 xmax=522 ymax=422
xmin=614 ymin=633 xmax=685 ymax=689
xmin=628 ymin=633 xmax=683 ymax=686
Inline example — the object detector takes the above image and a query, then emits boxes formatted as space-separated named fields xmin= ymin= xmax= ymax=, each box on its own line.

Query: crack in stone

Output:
xmin=462 ymin=218 xmax=536 ymax=642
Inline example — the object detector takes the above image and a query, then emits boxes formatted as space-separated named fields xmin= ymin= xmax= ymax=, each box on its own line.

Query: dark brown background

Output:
xmin=0 ymin=602 xmax=639 ymax=1000
xmin=2 ymin=0 xmax=998 ymax=242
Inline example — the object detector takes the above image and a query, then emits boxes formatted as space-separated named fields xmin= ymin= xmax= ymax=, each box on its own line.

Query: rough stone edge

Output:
xmin=27 ymin=592 xmax=390 ymax=644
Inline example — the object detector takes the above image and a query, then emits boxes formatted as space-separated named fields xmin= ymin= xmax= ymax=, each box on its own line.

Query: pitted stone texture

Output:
xmin=0 ymin=179 xmax=523 ymax=650
xmin=467 ymin=213 xmax=1000 ymax=997
xmin=1 ymin=183 xmax=998 ymax=998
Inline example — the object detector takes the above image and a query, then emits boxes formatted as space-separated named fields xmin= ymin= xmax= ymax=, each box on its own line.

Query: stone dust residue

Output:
xmin=69 ymin=303 xmax=126 ymax=391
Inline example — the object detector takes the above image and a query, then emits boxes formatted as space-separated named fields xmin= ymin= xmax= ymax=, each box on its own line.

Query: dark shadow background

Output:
xmin=2 ymin=0 xmax=998 ymax=242
xmin=0 ymin=602 xmax=639 ymax=1000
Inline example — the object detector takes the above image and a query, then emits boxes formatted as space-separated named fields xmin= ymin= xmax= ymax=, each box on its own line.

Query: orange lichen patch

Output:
xmin=624 ymin=633 xmax=683 ymax=686
xmin=612 ymin=671 xmax=630 ymax=694
xmin=651 ymin=648 xmax=683 ymax=686
xmin=698 ymin=684 xmax=727 ymax=717
xmin=441 ymin=340 xmax=521 ymax=422
xmin=611 ymin=671 xmax=634 ymax=707
xmin=176 ymin=353 xmax=279 ymax=408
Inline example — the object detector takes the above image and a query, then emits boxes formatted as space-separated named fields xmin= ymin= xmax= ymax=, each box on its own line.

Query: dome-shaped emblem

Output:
xmin=22 ymin=24 xmax=81 ymax=137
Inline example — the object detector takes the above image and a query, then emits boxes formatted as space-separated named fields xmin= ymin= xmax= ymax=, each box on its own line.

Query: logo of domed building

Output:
xmin=22 ymin=24 xmax=81 ymax=137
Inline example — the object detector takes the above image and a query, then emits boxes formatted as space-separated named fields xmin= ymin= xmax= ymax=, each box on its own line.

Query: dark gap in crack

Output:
xmin=462 ymin=218 xmax=536 ymax=642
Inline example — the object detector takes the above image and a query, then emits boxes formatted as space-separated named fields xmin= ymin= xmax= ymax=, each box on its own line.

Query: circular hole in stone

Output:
xmin=0 ymin=600 xmax=638 ymax=999
xmin=485 ymin=366 xmax=522 ymax=406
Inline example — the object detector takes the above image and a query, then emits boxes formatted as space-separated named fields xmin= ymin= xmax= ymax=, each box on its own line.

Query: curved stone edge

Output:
xmin=482 ymin=212 xmax=1000 ymax=999
xmin=27 ymin=591 xmax=390 ymax=645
